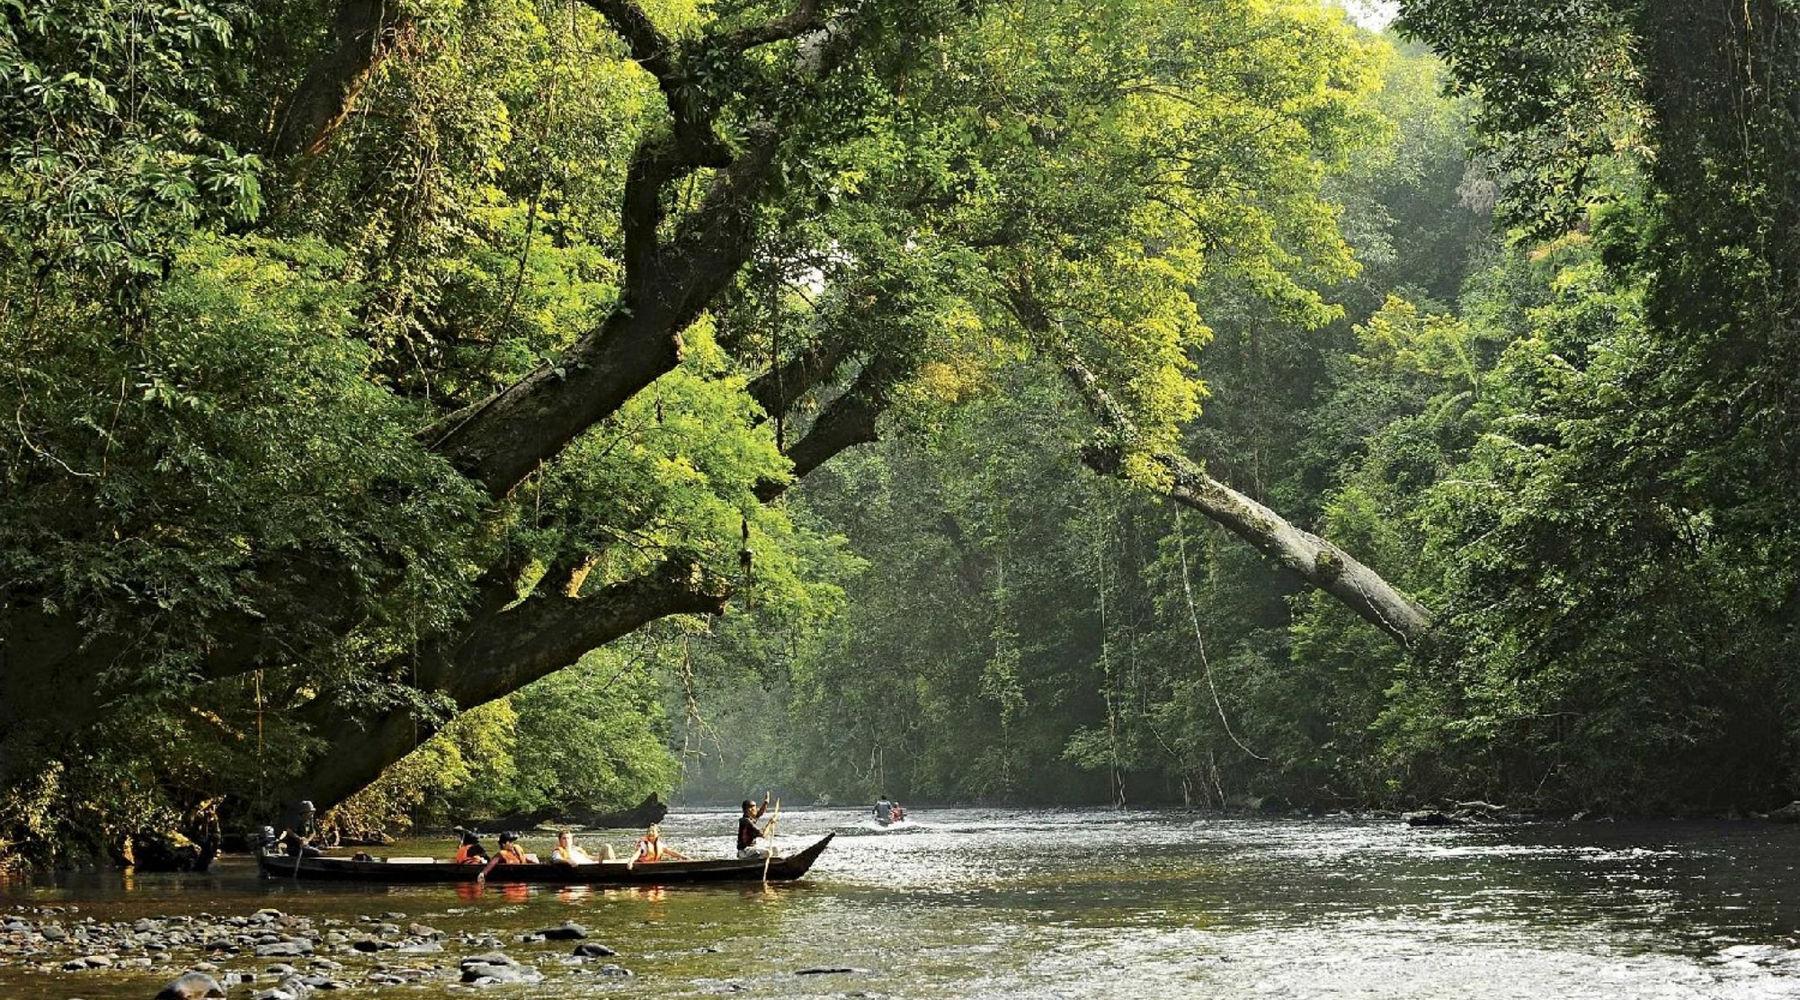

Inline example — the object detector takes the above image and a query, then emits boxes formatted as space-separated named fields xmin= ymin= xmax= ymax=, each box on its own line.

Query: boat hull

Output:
xmin=257 ymin=834 xmax=833 ymax=885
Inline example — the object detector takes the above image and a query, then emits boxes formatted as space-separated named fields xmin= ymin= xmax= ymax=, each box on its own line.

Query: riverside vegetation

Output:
xmin=3 ymin=0 xmax=1799 ymax=871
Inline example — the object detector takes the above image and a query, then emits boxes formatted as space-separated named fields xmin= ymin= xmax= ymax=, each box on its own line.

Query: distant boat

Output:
xmin=258 ymin=834 xmax=833 ymax=885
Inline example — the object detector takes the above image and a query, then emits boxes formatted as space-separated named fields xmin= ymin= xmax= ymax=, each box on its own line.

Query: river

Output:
xmin=2 ymin=808 xmax=1798 ymax=998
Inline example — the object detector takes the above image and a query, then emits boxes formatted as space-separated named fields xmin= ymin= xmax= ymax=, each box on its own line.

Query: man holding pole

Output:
xmin=737 ymin=792 xmax=775 ymax=859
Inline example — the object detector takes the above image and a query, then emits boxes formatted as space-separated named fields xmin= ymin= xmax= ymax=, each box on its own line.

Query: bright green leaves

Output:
xmin=1354 ymin=295 xmax=1477 ymax=388
xmin=0 ymin=1 xmax=263 ymax=284
xmin=0 ymin=234 xmax=485 ymax=683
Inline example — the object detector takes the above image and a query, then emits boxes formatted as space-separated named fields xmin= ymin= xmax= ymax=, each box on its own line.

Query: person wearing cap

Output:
xmin=495 ymin=831 xmax=539 ymax=864
xmin=277 ymin=800 xmax=323 ymax=857
xmin=632 ymin=824 xmax=688 ymax=863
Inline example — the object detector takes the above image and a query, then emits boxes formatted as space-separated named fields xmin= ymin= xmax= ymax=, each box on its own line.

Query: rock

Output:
xmin=797 ymin=967 xmax=857 ymax=975
xmin=255 ymin=939 xmax=312 ymax=958
xmin=461 ymin=962 xmax=541 ymax=984
xmin=459 ymin=952 xmax=519 ymax=969
xmin=595 ymin=963 xmax=633 ymax=977
xmin=574 ymin=793 xmax=669 ymax=829
xmin=265 ymin=963 xmax=297 ymax=975
xmin=250 ymin=989 xmax=298 ymax=1000
xmin=352 ymin=938 xmax=395 ymax=952
xmin=536 ymin=922 xmax=588 ymax=940
xmin=395 ymin=940 xmax=444 ymax=955
xmin=1769 ymin=801 xmax=1800 ymax=823
xmin=156 ymin=971 xmax=227 ymax=999
xmin=41 ymin=925 xmax=67 ymax=942
xmin=572 ymin=942 xmax=617 ymax=958
xmin=406 ymin=922 xmax=443 ymax=939
xmin=1402 ymin=810 xmax=1462 ymax=827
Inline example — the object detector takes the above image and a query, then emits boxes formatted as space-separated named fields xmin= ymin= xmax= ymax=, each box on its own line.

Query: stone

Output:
xmin=156 ymin=971 xmax=228 ymax=999
xmin=352 ymin=938 xmax=395 ymax=952
xmin=797 ymin=966 xmax=856 ymax=975
xmin=536 ymin=922 xmax=588 ymax=940
xmin=459 ymin=952 xmax=518 ymax=969
xmin=595 ymin=963 xmax=633 ymax=977
xmin=1768 ymin=801 xmax=1800 ymax=823
xmin=254 ymin=940 xmax=312 ymax=958
xmin=41 ymin=925 xmax=67 ymax=942
xmin=1401 ymin=810 xmax=1461 ymax=827
xmin=461 ymin=962 xmax=540 ymax=984
xmin=572 ymin=942 xmax=617 ymax=958
xmin=406 ymin=922 xmax=443 ymax=939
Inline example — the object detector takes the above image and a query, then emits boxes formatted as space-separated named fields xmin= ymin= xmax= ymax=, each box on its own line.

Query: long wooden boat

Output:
xmin=257 ymin=834 xmax=833 ymax=885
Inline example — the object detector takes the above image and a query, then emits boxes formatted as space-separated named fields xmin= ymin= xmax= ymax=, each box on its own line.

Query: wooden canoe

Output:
xmin=257 ymin=833 xmax=833 ymax=885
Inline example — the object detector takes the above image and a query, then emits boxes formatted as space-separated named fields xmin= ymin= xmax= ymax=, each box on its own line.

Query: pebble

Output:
xmin=2 ymin=904 xmax=629 ymax=994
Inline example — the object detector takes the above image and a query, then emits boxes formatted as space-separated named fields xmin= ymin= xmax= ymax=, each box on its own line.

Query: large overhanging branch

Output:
xmin=295 ymin=559 xmax=730 ymax=807
xmin=1009 ymin=285 xmax=1436 ymax=649
xmin=1065 ymin=355 xmax=1435 ymax=649
xmin=297 ymin=348 xmax=904 ymax=809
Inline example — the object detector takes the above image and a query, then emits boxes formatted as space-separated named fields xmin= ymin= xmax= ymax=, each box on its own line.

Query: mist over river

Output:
xmin=3 ymin=808 xmax=1798 ymax=998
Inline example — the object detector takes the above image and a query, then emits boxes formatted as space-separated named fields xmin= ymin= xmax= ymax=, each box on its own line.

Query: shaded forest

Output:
xmin=2 ymin=0 xmax=1796 ymax=868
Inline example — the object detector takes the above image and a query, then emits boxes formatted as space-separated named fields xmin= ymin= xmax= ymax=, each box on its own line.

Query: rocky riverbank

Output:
xmin=1 ymin=905 xmax=632 ymax=997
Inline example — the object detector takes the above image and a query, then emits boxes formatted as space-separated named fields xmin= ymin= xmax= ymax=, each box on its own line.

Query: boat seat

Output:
xmin=384 ymin=856 xmax=436 ymax=864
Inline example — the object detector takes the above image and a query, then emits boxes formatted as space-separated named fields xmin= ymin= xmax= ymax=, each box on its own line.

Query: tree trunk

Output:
xmin=271 ymin=0 xmax=413 ymax=158
xmin=298 ymin=561 xmax=728 ymax=808
xmin=1056 ymin=348 xmax=1435 ymax=649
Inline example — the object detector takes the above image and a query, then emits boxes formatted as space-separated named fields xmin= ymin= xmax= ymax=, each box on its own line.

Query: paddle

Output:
xmin=760 ymin=798 xmax=782 ymax=882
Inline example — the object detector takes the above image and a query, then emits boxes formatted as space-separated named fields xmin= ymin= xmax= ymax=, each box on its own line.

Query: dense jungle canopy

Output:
xmin=1 ymin=0 xmax=1796 ymax=866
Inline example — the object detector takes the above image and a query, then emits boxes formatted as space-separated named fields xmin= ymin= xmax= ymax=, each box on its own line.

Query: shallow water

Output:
xmin=3 ymin=808 xmax=1798 ymax=998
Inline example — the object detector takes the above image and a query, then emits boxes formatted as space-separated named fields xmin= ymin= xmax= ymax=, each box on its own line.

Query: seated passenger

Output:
xmin=552 ymin=829 xmax=613 ymax=864
xmin=632 ymin=824 xmax=689 ymax=863
xmin=496 ymin=830 xmax=539 ymax=864
xmin=452 ymin=828 xmax=489 ymax=864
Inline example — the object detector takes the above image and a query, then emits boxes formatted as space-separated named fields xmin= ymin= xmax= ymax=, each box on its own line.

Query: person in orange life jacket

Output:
xmin=451 ymin=827 xmax=489 ymax=864
xmin=495 ymin=831 xmax=539 ymax=864
xmin=552 ymin=828 xmax=615 ymax=864
xmin=633 ymin=824 xmax=689 ymax=863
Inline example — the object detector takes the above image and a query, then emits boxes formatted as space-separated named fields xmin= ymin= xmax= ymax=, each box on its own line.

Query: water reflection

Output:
xmin=1 ymin=809 xmax=1796 ymax=999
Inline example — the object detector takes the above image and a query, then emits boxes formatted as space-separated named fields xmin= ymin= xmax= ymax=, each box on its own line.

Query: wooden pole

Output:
xmin=760 ymin=800 xmax=782 ymax=882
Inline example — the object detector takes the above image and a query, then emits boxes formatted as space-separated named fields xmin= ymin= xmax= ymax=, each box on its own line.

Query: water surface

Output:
xmin=3 ymin=808 xmax=1797 ymax=997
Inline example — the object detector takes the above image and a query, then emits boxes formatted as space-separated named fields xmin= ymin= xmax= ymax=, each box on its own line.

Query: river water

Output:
xmin=3 ymin=808 xmax=1798 ymax=998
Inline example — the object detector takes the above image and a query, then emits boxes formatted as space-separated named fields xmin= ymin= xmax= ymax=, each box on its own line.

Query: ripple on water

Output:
xmin=1 ymin=808 xmax=1796 ymax=998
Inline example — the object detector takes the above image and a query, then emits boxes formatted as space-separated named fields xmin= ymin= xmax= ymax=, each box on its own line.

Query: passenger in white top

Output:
xmin=551 ymin=829 xmax=611 ymax=864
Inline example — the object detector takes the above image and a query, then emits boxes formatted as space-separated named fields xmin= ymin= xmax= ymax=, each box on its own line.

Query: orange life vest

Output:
xmin=452 ymin=844 xmax=480 ymax=864
xmin=636 ymin=838 xmax=663 ymax=862
xmin=498 ymin=844 xmax=527 ymax=864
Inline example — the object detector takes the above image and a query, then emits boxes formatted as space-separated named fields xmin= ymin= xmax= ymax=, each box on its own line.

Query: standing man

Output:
xmin=737 ymin=793 xmax=773 ymax=858
xmin=874 ymin=794 xmax=892 ymax=824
